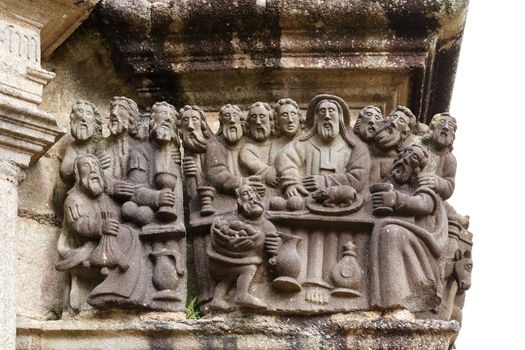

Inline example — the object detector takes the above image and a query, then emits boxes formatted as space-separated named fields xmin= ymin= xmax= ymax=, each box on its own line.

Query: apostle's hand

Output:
xmin=182 ymin=156 xmax=198 ymax=177
xmin=246 ymin=175 xmax=266 ymax=197
xmin=171 ymin=149 xmax=182 ymax=165
xmin=159 ymin=190 xmax=176 ymax=207
xmin=102 ymin=218 xmax=119 ymax=236
xmin=418 ymin=174 xmax=438 ymax=190
xmin=284 ymin=184 xmax=309 ymax=199
xmin=96 ymin=150 xmax=111 ymax=170
xmin=264 ymin=167 xmax=279 ymax=188
xmin=372 ymin=191 xmax=397 ymax=211
xmin=114 ymin=180 xmax=134 ymax=200
xmin=302 ymin=175 xmax=325 ymax=192
xmin=265 ymin=231 xmax=282 ymax=256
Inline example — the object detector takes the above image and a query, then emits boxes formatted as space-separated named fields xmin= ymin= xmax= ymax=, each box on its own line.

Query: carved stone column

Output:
xmin=0 ymin=1 xmax=99 ymax=348
xmin=0 ymin=160 xmax=23 ymax=349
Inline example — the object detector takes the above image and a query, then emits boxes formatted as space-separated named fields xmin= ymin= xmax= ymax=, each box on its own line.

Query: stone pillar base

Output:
xmin=17 ymin=313 xmax=459 ymax=350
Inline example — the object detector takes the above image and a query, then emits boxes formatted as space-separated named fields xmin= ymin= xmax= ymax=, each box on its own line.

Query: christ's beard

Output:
xmin=374 ymin=125 xmax=401 ymax=150
xmin=109 ymin=119 xmax=127 ymax=136
xmin=318 ymin=121 xmax=338 ymax=141
xmin=181 ymin=129 xmax=208 ymax=153
xmin=223 ymin=124 xmax=243 ymax=144
xmin=241 ymin=201 xmax=264 ymax=219
xmin=82 ymin=176 xmax=104 ymax=197
xmin=71 ymin=122 xmax=94 ymax=141
xmin=391 ymin=162 xmax=413 ymax=184
xmin=152 ymin=125 xmax=174 ymax=143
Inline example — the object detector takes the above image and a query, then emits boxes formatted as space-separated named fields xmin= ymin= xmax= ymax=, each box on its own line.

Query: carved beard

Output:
xmin=390 ymin=160 xmax=414 ymax=184
xmin=250 ymin=124 xmax=271 ymax=142
xmin=181 ymin=129 xmax=208 ymax=153
xmin=432 ymin=129 xmax=455 ymax=149
xmin=374 ymin=124 xmax=402 ymax=150
xmin=71 ymin=120 xmax=94 ymax=142
xmin=81 ymin=174 xmax=104 ymax=197
xmin=222 ymin=123 xmax=243 ymax=144
xmin=109 ymin=118 xmax=127 ymax=136
xmin=317 ymin=119 xmax=338 ymax=141
xmin=240 ymin=199 xmax=264 ymax=219
xmin=151 ymin=123 xmax=174 ymax=144
xmin=354 ymin=119 xmax=376 ymax=142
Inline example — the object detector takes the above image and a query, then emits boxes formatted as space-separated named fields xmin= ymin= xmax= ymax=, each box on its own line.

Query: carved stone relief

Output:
xmin=55 ymin=94 xmax=471 ymax=320
xmin=56 ymin=98 xmax=185 ymax=312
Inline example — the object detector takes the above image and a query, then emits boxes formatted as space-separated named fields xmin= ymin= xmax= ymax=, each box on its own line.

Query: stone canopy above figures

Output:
xmin=55 ymin=93 xmax=472 ymax=324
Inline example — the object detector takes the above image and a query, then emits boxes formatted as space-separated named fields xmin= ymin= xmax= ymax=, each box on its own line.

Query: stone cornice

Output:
xmin=93 ymin=0 xmax=469 ymax=122
xmin=0 ymin=95 xmax=64 ymax=168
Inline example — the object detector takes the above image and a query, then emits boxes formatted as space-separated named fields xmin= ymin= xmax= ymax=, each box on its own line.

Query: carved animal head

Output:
xmin=453 ymin=249 xmax=473 ymax=291
xmin=312 ymin=188 xmax=329 ymax=202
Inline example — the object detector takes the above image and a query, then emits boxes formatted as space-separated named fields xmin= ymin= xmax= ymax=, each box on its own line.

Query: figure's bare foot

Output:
xmin=305 ymin=287 xmax=329 ymax=304
xmin=209 ymin=297 xmax=231 ymax=311
xmin=235 ymin=294 xmax=267 ymax=309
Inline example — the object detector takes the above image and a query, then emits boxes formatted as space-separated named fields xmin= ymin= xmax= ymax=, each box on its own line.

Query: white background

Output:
xmin=449 ymin=1 xmax=524 ymax=348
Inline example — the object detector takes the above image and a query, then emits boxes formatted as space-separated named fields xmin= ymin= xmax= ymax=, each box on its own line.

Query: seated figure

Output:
xmin=369 ymin=144 xmax=449 ymax=313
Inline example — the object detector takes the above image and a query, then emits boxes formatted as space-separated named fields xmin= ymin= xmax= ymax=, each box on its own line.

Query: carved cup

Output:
xmin=154 ymin=172 xmax=178 ymax=221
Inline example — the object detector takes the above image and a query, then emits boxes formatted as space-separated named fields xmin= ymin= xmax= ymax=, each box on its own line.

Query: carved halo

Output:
xmin=305 ymin=94 xmax=351 ymax=128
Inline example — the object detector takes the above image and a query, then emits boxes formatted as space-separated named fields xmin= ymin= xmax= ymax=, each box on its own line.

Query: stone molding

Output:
xmin=0 ymin=158 xmax=24 ymax=185
xmin=95 ymin=0 xmax=468 ymax=122
xmin=17 ymin=314 xmax=460 ymax=350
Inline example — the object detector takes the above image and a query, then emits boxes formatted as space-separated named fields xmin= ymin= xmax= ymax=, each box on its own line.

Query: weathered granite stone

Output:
xmin=17 ymin=312 xmax=460 ymax=350
xmin=1 ymin=0 xmax=473 ymax=349
xmin=0 ymin=160 xmax=22 ymax=350
xmin=15 ymin=217 xmax=66 ymax=320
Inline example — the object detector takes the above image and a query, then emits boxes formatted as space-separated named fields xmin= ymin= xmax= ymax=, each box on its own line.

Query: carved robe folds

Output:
xmin=276 ymin=133 xmax=369 ymax=192
xmin=369 ymin=187 xmax=449 ymax=312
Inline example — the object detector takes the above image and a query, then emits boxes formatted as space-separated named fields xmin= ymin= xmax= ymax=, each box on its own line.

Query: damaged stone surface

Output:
xmin=6 ymin=0 xmax=472 ymax=349
xmin=17 ymin=312 xmax=460 ymax=350
xmin=91 ymin=0 xmax=469 ymax=122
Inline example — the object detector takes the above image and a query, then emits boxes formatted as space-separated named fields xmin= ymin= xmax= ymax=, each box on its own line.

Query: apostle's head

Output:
xmin=236 ymin=185 xmax=265 ymax=220
xmin=150 ymin=101 xmax=178 ymax=144
xmin=274 ymin=98 xmax=303 ymax=138
xmin=218 ymin=104 xmax=244 ymax=144
xmin=354 ymin=106 xmax=383 ymax=142
xmin=424 ymin=113 xmax=457 ymax=151
xmin=374 ymin=106 xmax=416 ymax=151
xmin=246 ymin=102 xmax=273 ymax=142
xmin=178 ymin=105 xmax=212 ymax=153
xmin=109 ymin=96 xmax=140 ymax=138
xmin=74 ymin=154 xmax=105 ymax=198
xmin=390 ymin=144 xmax=428 ymax=184
xmin=69 ymin=100 xmax=102 ymax=142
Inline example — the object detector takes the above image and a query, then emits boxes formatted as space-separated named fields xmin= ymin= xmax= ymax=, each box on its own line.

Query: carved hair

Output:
xmin=354 ymin=105 xmax=382 ymax=132
xmin=177 ymin=105 xmax=213 ymax=139
xmin=217 ymin=103 xmax=244 ymax=135
xmin=273 ymin=98 xmax=305 ymax=136
xmin=70 ymin=99 xmax=103 ymax=141
xmin=422 ymin=112 xmax=457 ymax=151
xmin=111 ymin=96 xmax=140 ymax=137
xmin=300 ymin=98 xmax=355 ymax=147
xmin=400 ymin=144 xmax=429 ymax=173
xmin=390 ymin=105 xmax=417 ymax=130
xmin=150 ymin=101 xmax=180 ymax=147
xmin=71 ymin=154 xmax=106 ymax=193
xmin=384 ymin=106 xmax=417 ymax=152
xmin=235 ymin=185 xmax=262 ymax=211
xmin=244 ymin=101 xmax=275 ymax=138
